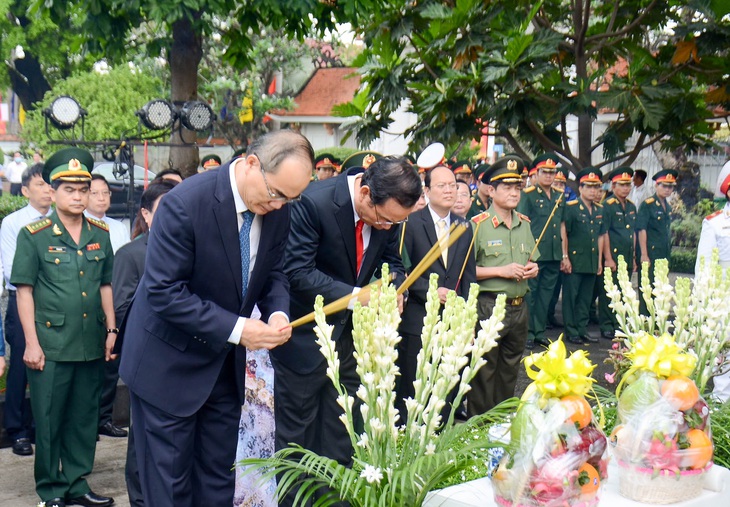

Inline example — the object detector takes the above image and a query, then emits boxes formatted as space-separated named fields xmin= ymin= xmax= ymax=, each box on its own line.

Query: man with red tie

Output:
xmin=273 ymin=156 xmax=422 ymax=506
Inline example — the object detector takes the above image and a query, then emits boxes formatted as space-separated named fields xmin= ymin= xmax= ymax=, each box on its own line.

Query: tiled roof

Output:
xmin=277 ymin=67 xmax=361 ymax=117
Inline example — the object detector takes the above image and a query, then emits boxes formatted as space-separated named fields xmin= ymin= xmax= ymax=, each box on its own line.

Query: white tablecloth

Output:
xmin=424 ymin=462 xmax=730 ymax=507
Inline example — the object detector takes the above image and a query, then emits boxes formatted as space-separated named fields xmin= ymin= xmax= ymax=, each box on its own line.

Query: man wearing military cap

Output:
xmin=636 ymin=168 xmax=677 ymax=314
xmin=561 ymin=167 xmax=605 ymax=345
xmin=315 ymin=153 xmax=337 ymax=181
xmin=517 ymin=153 xmax=563 ymax=349
xmin=599 ymin=167 xmax=637 ymax=339
xmin=467 ymin=163 xmax=490 ymax=219
xmin=12 ymin=148 xmax=116 ymax=507
xmin=468 ymin=155 xmax=539 ymax=416
xmin=200 ymin=154 xmax=222 ymax=171
xmin=340 ymin=150 xmax=382 ymax=172
xmin=452 ymin=160 xmax=473 ymax=184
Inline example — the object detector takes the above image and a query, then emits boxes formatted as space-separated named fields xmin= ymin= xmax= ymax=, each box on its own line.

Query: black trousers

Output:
xmin=98 ymin=356 xmax=121 ymax=427
xmin=3 ymin=292 xmax=34 ymax=441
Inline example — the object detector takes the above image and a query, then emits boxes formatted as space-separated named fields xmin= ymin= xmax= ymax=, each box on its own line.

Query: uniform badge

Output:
xmin=87 ymin=243 xmax=101 ymax=251
xmin=487 ymin=240 xmax=503 ymax=247
xmin=52 ymin=224 xmax=62 ymax=236
xmin=48 ymin=246 xmax=66 ymax=253
xmin=492 ymin=216 xmax=500 ymax=228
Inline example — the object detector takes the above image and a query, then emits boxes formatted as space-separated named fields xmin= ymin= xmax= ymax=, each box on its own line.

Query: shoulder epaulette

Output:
xmin=517 ymin=212 xmax=531 ymax=223
xmin=471 ymin=211 xmax=491 ymax=224
xmin=645 ymin=197 xmax=655 ymax=205
xmin=523 ymin=186 xmax=536 ymax=194
xmin=706 ymin=210 xmax=722 ymax=220
xmin=595 ymin=202 xmax=603 ymax=208
xmin=606 ymin=197 xmax=617 ymax=205
xmin=86 ymin=216 xmax=109 ymax=232
xmin=25 ymin=218 xmax=52 ymax=235
xmin=567 ymin=200 xmax=579 ymax=206
xmin=627 ymin=198 xmax=634 ymax=204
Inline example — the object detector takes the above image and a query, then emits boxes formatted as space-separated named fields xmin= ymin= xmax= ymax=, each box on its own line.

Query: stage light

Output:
xmin=43 ymin=96 xmax=86 ymax=130
xmin=180 ymin=101 xmax=216 ymax=132
xmin=137 ymin=99 xmax=176 ymax=130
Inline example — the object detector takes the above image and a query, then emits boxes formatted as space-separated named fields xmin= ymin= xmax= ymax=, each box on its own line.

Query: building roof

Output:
xmin=276 ymin=67 xmax=361 ymax=118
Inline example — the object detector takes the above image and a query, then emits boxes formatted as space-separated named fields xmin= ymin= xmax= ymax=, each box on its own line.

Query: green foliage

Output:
xmin=670 ymin=248 xmax=697 ymax=274
xmin=0 ymin=194 xmax=29 ymax=223
xmin=314 ymin=147 xmax=360 ymax=161
xmin=333 ymin=0 xmax=730 ymax=167
xmin=709 ymin=398 xmax=730 ymax=468
xmin=21 ymin=67 xmax=165 ymax=154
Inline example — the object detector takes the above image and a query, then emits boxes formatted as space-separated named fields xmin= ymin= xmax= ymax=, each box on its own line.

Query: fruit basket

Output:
xmin=492 ymin=338 xmax=608 ymax=506
xmin=611 ymin=333 xmax=713 ymax=504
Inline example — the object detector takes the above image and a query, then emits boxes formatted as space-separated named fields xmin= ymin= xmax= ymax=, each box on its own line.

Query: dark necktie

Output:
xmin=355 ymin=219 xmax=364 ymax=274
xmin=240 ymin=211 xmax=255 ymax=298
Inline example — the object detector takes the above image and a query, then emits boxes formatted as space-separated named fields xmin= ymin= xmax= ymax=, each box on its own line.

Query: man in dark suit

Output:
xmin=273 ymin=157 xmax=422 ymax=503
xmin=118 ymin=130 xmax=314 ymax=507
xmin=396 ymin=165 xmax=476 ymax=420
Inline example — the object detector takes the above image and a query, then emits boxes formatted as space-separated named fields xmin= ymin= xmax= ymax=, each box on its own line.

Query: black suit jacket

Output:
xmin=272 ymin=168 xmax=406 ymax=374
xmin=112 ymin=233 xmax=147 ymax=325
xmin=118 ymin=164 xmax=291 ymax=417
xmin=398 ymin=207 xmax=476 ymax=337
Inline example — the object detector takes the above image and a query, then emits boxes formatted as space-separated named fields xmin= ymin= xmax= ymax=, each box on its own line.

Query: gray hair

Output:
xmin=247 ymin=130 xmax=314 ymax=175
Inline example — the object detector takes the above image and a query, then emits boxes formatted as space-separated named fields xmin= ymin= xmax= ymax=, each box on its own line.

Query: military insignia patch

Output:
xmin=86 ymin=216 xmax=110 ymax=231
xmin=87 ymin=243 xmax=101 ymax=251
xmin=25 ymin=218 xmax=52 ymax=235
xmin=48 ymin=246 xmax=66 ymax=253
xmin=471 ymin=211 xmax=491 ymax=224
xmin=492 ymin=216 xmax=500 ymax=228
xmin=52 ymin=224 xmax=62 ymax=236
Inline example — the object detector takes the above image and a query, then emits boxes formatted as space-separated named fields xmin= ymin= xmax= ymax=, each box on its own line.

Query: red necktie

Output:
xmin=355 ymin=219 xmax=364 ymax=274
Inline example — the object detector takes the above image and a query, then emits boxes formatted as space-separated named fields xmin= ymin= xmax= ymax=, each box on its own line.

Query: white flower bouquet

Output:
xmin=238 ymin=265 xmax=516 ymax=506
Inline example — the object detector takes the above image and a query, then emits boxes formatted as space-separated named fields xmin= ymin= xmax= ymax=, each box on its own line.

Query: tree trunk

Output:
xmin=651 ymin=142 xmax=701 ymax=210
xmin=6 ymin=53 xmax=52 ymax=111
xmin=169 ymin=17 xmax=203 ymax=178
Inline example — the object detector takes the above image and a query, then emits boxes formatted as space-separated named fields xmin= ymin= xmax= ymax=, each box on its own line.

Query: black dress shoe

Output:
xmin=601 ymin=330 xmax=615 ymax=340
xmin=12 ymin=437 xmax=33 ymax=456
xmin=525 ymin=340 xmax=535 ymax=350
xmin=98 ymin=422 xmax=128 ymax=438
xmin=534 ymin=337 xmax=550 ymax=347
xmin=46 ymin=498 xmax=65 ymax=507
xmin=567 ymin=335 xmax=583 ymax=345
xmin=67 ymin=491 xmax=114 ymax=507
xmin=581 ymin=333 xmax=599 ymax=344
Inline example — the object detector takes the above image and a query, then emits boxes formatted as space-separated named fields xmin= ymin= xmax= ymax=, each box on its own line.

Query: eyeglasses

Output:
xmin=256 ymin=155 xmax=302 ymax=203
xmin=373 ymin=204 xmax=408 ymax=226
xmin=90 ymin=191 xmax=111 ymax=197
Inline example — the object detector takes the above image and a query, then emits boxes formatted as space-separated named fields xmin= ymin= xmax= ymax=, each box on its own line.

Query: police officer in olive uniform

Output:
xmin=517 ymin=153 xmax=564 ymax=349
xmin=636 ymin=169 xmax=677 ymax=314
xmin=599 ymin=167 xmax=637 ymax=338
xmin=468 ymin=156 xmax=539 ymax=416
xmin=11 ymin=148 xmax=116 ymax=507
xmin=467 ymin=163 xmax=490 ymax=219
xmin=561 ymin=168 xmax=604 ymax=345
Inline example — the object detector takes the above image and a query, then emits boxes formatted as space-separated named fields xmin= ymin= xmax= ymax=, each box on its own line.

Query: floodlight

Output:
xmin=137 ymin=99 xmax=176 ymax=130
xmin=43 ymin=96 xmax=86 ymax=130
xmin=180 ymin=101 xmax=216 ymax=132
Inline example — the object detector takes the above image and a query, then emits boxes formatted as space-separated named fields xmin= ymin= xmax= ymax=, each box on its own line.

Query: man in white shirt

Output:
xmin=0 ymin=163 xmax=53 ymax=456
xmin=85 ymin=174 xmax=130 ymax=253
xmin=5 ymin=151 xmax=28 ymax=195
xmin=628 ymin=169 xmax=651 ymax=210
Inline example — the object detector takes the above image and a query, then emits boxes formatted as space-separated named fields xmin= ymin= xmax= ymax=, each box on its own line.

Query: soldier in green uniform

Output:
xmin=468 ymin=155 xmax=539 ymax=416
xmin=636 ymin=169 xmax=677 ymax=314
xmin=561 ymin=168 xmax=604 ymax=345
xmin=467 ymin=163 xmax=490 ymax=219
xmin=12 ymin=148 xmax=116 ymax=507
xmin=517 ymin=153 xmax=564 ymax=349
xmin=599 ymin=167 xmax=637 ymax=338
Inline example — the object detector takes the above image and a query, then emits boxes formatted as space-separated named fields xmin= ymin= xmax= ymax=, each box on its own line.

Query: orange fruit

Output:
xmin=686 ymin=428 xmax=713 ymax=469
xmin=561 ymin=395 xmax=593 ymax=429
xmin=577 ymin=463 xmax=600 ymax=495
xmin=661 ymin=375 xmax=700 ymax=411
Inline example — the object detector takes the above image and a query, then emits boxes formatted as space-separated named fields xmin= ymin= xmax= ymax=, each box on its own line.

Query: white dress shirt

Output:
xmin=629 ymin=182 xmax=651 ymax=210
xmin=1 ymin=204 xmax=53 ymax=290
xmin=5 ymin=161 xmax=27 ymax=184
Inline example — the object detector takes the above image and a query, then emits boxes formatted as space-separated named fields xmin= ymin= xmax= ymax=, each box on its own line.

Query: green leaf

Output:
xmin=504 ymin=34 xmax=534 ymax=65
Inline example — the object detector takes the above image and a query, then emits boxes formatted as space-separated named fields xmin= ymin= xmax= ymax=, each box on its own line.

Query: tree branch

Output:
xmin=585 ymin=0 xmax=660 ymax=48
xmin=406 ymin=34 xmax=439 ymax=80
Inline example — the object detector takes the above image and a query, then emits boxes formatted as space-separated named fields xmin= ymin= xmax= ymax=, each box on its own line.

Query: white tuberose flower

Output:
xmin=360 ymin=464 xmax=383 ymax=484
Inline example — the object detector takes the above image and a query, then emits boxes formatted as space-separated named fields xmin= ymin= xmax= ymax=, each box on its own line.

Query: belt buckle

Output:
xmin=511 ymin=297 xmax=523 ymax=306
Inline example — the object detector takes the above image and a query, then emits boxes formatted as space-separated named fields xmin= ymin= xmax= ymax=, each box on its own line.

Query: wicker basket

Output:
xmin=616 ymin=460 xmax=710 ymax=504
xmin=494 ymin=495 xmax=599 ymax=507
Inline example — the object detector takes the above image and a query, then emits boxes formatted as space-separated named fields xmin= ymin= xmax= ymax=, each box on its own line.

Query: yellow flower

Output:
xmin=523 ymin=338 xmax=596 ymax=401
xmin=625 ymin=332 xmax=696 ymax=379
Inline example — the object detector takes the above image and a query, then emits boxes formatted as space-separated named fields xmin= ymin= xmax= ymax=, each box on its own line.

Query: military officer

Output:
xmin=467 ymin=163 xmax=491 ymax=219
xmin=314 ymin=153 xmax=338 ymax=181
xmin=452 ymin=159 xmax=473 ymax=185
xmin=468 ymin=156 xmax=539 ymax=416
xmin=200 ymin=154 xmax=222 ymax=171
xmin=599 ymin=167 xmax=637 ymax=339
xmin=517 ymin=153 xmax=564 ymax=349
xmin=561 ymin=167 xmax=605 ymax=345
xmin=11 ymin=148 xmax=116 ymax=507
xmin=636 ymin=169 xmax=677 ymax=313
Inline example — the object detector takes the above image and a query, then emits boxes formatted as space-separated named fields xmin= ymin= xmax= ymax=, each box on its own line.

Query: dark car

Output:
xmin=93 ymin=162 xmax=156 ymax=219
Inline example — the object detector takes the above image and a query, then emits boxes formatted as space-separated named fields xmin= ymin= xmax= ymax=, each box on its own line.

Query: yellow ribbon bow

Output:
xmin=523 ymin=338 xmax=596 ymax=402
xmin=625 ymin=332 xmax=696 ymax=379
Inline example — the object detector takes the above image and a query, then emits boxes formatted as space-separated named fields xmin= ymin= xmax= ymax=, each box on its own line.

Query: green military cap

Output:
xmin=653 ymin=169 xmax=678 ymax=185
xmin=315 ymin=153 xmax=337 ymax=170
xmin=480 ymin=155 xmax=525 ymax=185
xmin=341 ymin=150 xmax=382 ymax=171
xmin=474 ymin=163 xmax=491 ymax=181
xmin=607 ymin=166 xmax=634 ymax=183
xmin=232 ymin=147 xmax=246 ymax=160
xmin=43 ymin=147 xmax=94 ymax=184
xmin=452 ymin=160 xmax=472 ymax=175
xmin=555 ymin=167 xmax=570 ymax=182
xmin=201 ymin=154 xmax=222 ymax=169
xmin=532 ymin=153 xmax=559 ymax=172
xmin=576 ymin=167 xmax=603 ymax=185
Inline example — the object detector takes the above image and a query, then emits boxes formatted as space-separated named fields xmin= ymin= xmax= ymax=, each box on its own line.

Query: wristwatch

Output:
xmin=106 ymin=328 xmax=119 ymax=334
